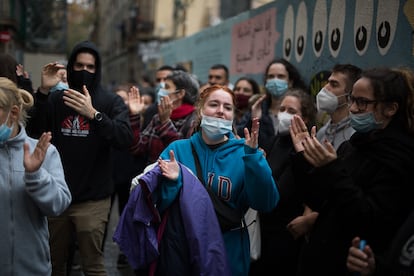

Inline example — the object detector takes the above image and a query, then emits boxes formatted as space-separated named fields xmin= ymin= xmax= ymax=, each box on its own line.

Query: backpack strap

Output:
xmin=190 ymin=142 xmax=243 ymax=232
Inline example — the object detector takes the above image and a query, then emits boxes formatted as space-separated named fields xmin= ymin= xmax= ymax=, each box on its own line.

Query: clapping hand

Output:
xmin=63 ymin=85 xmax=95 ymax=119
xmin=290 ymin=115 xmax=337 ymax=167
xmin=127 ymin=86 xmax=145 ymax=115
xmin=16 ymin=64 xmax=30 ymax=79
xmin=244 ymin=117 xmax=259 ymax=149
xmin=157 ymin=96 xmax=173 ymax=124
xmin=251 ymin=95 xmax=266 ymax=120
xmin=24 ymin=132 xmax=52 ymax=173
xmin=40 ymin=62 xmax=66 ymax=93
xmin=158 ymin=150 xmax=179 ymax=181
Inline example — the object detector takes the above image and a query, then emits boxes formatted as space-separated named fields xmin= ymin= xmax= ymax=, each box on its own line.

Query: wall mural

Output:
xmin=160 ymin=0 xmax=414 ymax=97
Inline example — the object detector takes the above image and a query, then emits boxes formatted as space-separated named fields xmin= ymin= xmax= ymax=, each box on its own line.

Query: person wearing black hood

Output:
xmin=27 ymin=41 xmax=133 ymax=275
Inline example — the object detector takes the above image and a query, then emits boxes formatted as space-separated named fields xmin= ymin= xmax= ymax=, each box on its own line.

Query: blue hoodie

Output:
xmin=160 ymin=131 xmax=279 ymax=276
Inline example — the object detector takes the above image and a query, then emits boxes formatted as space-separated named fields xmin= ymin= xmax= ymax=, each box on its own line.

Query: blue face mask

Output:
xmin=50 ymin=81 xmax=69 ymax=93
xmin=0 ymin=112 xmax=13 ymax=143
xmin=265 ymin=78 xmax=289 ymax=97
xmin=156 ymin=88 xmax=170 ymax=103
xmin=349 ymin=112 xmax=382 ymax=133
xmin=155 ymin=82 xmax=166 ymax=102
xmin=200 ymin=115 xmax=233 ymax=141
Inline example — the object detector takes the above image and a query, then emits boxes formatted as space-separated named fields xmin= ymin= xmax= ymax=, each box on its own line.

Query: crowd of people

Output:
xmin=1 ymin=40 xmax=414 ymax=276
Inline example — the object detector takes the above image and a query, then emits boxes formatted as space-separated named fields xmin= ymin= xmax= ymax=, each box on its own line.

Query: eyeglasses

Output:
xmin=348 ymin=96 xmax=377 ymax=111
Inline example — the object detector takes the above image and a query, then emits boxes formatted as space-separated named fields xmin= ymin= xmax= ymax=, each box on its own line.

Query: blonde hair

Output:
xmin=0 ymin=77 xmax=34 ymax=126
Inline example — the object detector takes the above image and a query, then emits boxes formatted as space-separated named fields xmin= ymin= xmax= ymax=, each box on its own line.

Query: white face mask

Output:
xmin=200 ymin=114 xmax=233 ymax=141
xmin=277 ymin=111 xmax=294 ymax=135
xmin=316 ymin=88 xmax=339 ymax=114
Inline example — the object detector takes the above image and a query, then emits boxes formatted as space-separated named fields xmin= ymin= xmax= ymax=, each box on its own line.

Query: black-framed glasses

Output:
xmin=348 ymin=96 xmax=377 ymax=111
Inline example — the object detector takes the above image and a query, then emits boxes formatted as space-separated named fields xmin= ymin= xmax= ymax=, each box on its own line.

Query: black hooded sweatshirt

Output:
xmin=28 ymin=41 xmax=133 ymax=203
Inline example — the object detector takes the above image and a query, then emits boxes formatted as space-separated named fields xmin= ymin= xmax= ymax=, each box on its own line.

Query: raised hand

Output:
xmin=16 ymin=64 xmax=30 ymax=79
xmin=63 ymin=85 xmax=95 ymax=119
xmin=251 ymin=94 xmax=266 ymax=120
xmin=301 ymin=135 xmax=337 ymax=167
xmin=24 ymin=132 xmax=52 ymax=173
xmin=244 ymin=117 xmax=259 ymax=149
xmin=157 ymin=96 xmax=173 ymax=124
xmin=127 ymin=86 xmax=145 ymax=115
xmin=40 ymin=62 xmax=66 ymax=93
xmin=289 ymin=115 xmax=336 ymax=167
xmin=158 ymin=150 xmax=179 ymax=181
xmin=289 ymin=114 xmax=314 ymax=152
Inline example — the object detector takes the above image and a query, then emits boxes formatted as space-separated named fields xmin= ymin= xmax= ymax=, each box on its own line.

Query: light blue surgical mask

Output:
xmin=0 ymin=111 xmax=13 ymax=143
xmin=156 ymin=88 xmax=170 ymax=103
xmin=349 ymin=112 xmax=382 ymax=133
xmin=155 ymin=82 xmax=166 ymax=102
xmin=265 ymin=78 xmax=288 ymax=97
xmin=50 ymin=81 xmax=69 ymax=93
xmin=200 ymin=115 xmax=233 ymax=141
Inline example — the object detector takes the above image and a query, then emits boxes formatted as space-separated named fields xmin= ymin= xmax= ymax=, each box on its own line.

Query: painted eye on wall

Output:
xmin=328 ymin=0 xmax=345 ymax=57
xmin=283 ymin=5 xmax=295 ymax=60
xmin=285 ymin=39 xmax=292 ymax=58
xmin=330 ymin=28 xmax=341 ymax=52
xmin=378 ymin=21 xmax=391 ymax=48
xmin=355 ymin=26 xmax=368 ymax=52
xmin=354 ymin=0 xmax=373 ymax=56
xmin=295 ymin=1 xmax=308 ymax=62
xmin=312 ymin=0 xmax=327 ymax=57
xmin=376 ymin=0 xmax=399 ymax=55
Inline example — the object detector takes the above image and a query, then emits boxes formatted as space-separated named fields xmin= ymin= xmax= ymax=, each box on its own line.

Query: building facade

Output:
xmin=92 ymin=0 xmax=273 ymax=90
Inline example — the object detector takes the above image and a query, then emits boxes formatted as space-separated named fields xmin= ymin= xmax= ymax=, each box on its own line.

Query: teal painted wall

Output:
xmin=160 ymin=0 xmax=414 ymax=96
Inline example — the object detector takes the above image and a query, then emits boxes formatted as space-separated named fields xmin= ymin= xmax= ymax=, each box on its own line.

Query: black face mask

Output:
xmin=71 ymin=70 xmax=95 ymax=91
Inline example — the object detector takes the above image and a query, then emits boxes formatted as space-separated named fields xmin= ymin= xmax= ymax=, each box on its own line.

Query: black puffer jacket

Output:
xmin=293 ymin=119 xmax=414 ymax=276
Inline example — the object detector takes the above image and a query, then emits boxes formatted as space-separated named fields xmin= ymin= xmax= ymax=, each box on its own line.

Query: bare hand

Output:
xmin=127 ymin=86 xmax=145 ymax=115
xmin=346 ymin=237 xmax=375 ymax=275
xmin=301 ymin=136 xmax=337 ymax=167
xmin=24 ymin=132 xmax=51 ymax=173
xmin=289 ymin=115 xmax=315 ymax=152
xmin=63 ymin=85 xmax=95 ymax=119
xmin=16 ymin=64 xmax=30 ymax=78
xmin=287 ymin=211 xmax=318 ymax=240
xmin=290 ymin=115 xmax=336 ymax=166
xmin=158 ymin=96 xmax=173 ymax=124
xmin=244 ymin=117 xmax=259 ymax=149
xmin=158 ymin=150 xmax=179 ymax=181
xmin=40 ymin=62 xmax=66 ymax=93
xmin=251 ymin=94 xmax=266 ymax=120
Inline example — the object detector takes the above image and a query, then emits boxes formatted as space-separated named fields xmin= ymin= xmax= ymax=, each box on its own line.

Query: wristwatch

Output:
xmin=94 ymin=111 xmax=103 ymax=122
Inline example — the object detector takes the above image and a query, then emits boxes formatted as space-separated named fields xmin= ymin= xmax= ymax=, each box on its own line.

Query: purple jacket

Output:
xmin=113 ymin=163 xmax=231 ymax=275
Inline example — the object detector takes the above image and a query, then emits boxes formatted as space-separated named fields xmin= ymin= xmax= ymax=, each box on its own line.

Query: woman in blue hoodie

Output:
xmin=157 ymin=84 xmax=280 ymax=276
